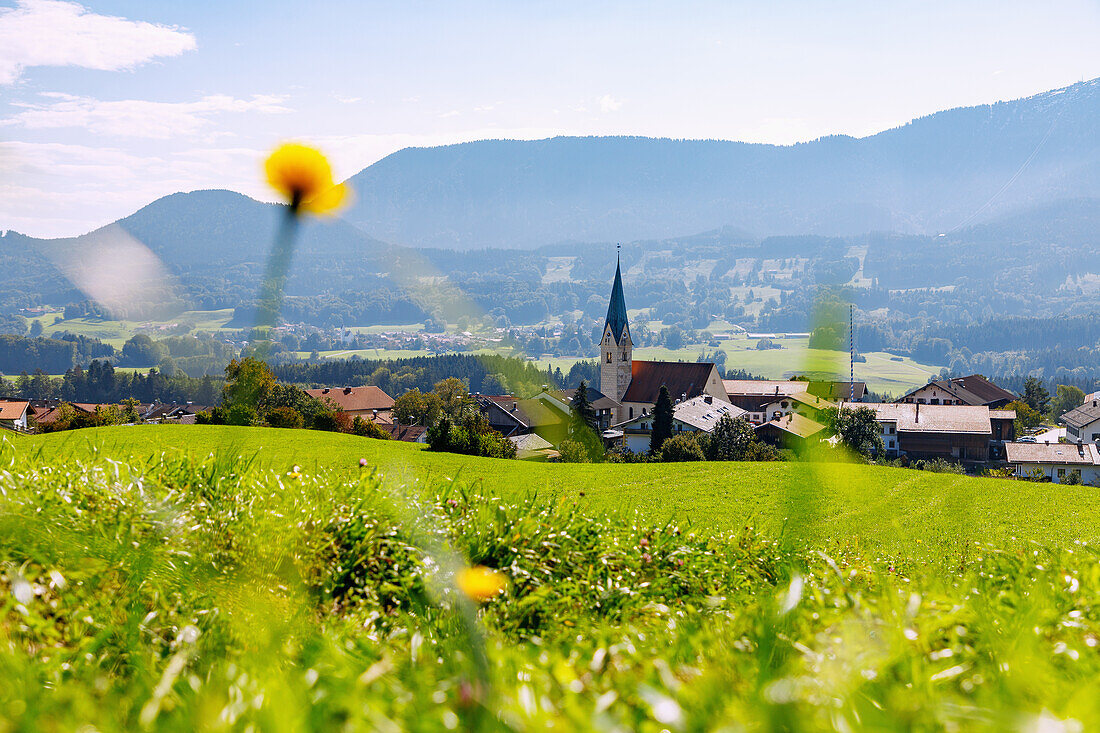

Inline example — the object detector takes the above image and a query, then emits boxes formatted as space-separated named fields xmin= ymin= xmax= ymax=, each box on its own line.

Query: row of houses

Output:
xmin=0 ymin=399 xmax=213 ymax=432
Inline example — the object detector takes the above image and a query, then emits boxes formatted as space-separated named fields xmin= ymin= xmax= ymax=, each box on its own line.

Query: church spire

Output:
xmin=604 ymin=246 xmax=629 ymax=342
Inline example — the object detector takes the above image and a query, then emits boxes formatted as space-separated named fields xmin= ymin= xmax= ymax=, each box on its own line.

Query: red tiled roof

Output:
xmin=622 ymin=361 xmax=717 ymax=404
xmin=0 ymin=401 xmax=28 ymax=420
xmin=305 ymin=386 xmax=395 ymax=412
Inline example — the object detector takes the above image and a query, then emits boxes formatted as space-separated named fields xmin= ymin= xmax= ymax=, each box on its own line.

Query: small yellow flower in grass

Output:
xmin=456 ymin=566 xmax=506 ymax=601
xmin=264 ymin=142 xmax=349 ymax=215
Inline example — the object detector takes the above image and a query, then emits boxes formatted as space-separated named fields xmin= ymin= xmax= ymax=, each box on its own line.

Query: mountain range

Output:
xmin=340 ymin=77 xmax=1100 ymax=248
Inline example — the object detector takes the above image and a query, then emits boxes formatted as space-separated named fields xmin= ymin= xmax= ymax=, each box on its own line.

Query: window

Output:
xmin=888 ymin=440 xmax=895 ymax=449
xmin=641 ymin=422 xmax=648 ymax=430
xmin=629 ymin=407 xmax=634 ymax=419
xmin=605 ymin=351 xmax=612 ymax=363
xmin=621 ymin=350 xmax=627 ymax=361
xmin=1057 ymin=468 xmax=1066 ymax=478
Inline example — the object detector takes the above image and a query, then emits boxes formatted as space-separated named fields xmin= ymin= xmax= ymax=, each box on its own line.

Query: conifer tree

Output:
xmin=650 ymin=385 xmax=675 ymax=454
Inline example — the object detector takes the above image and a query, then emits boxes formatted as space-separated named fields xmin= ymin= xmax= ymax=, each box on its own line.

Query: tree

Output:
xmin=433 ymin=377 xmax=471 ymax=421
xmin=393 ymin=388 xmax=443 ymax=426
xmin=822 ymin=406 xmax=884 ymax=458
xmin=222 ymin=357 xmax=276 ymax=412
xmin=1023 ymin=377 xmax=1051 ymax=416
xmin=121 ymin=334 xmax=166 ymax=367
xmin=568 ymin=380 xmax=603 ymax=461
xmin=649 ymin=386 xmax=675 ymax=454
xmin=570 ymin=380 xmax=598 ymax=433
xmin=1005 ymin=400 xmax=1041 ymax=434
xmin=705 ymin=414 xmax=757 ymax=461
xmin=28 ymin=320 xmax=43 ymax=337
xmin=1052 ymin=384 xmax=1085 ymax=419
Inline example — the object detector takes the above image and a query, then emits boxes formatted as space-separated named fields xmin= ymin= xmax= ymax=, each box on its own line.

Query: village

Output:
xmin=2 ymin=257 xmax=1099 ymax=486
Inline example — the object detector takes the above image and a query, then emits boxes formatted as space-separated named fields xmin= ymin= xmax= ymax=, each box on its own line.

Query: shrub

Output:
xmin=558 ymin=438 xmax=591 ymax=463
xmin=265 ymin=406 xmax=304 ymax=429
xmin=226 ymin=403 xmax=258 ymax=426
xmin=351 ymin=415 xmax=390 ymax=440
xmin=1065 ymin=469 xmax=1082 ymax=485
xmin=659 ymin=433 xmax=706 ymax=462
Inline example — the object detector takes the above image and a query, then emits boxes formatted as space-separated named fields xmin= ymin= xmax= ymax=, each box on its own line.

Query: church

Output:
xmin=599 ymin=255 xmax=728 ymax=425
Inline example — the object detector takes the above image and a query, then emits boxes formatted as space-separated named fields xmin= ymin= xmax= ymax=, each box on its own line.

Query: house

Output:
xmin=544 ymin=387 xmax=621 ymax=431
xmin=1061 ymin=398 xmax=1100 ymax=445
xmin=1006 ymin=442 xmax=1100 ymax=485
xmin=305 ymin=386 xmax=395 ymax=422
xmin=472 ymin=394 xmax=530 ymax=437
xmin=806 ymin=380 xmax=867 ymax=402
xmin=754 ymin=413 xmax=826 ymax=450
xmin=0 ymin=400 xmax=29 ymax=431
xmin=722 ymin=380 xmax=835 ymax=424
xmin=897 ymin=374 xmax=1016 ymax=408
xmin=509 ymin=432 xmax=556 ymax=459
xmin=612 ymin=394 xmax=748 ymax=453
xmin=382 ymin=424 xmax=428 ymax=443
xmin=851 ymin=402 xmax=1015 ymax=461
xmin=598 ymin=256 xmax=729 ymax=424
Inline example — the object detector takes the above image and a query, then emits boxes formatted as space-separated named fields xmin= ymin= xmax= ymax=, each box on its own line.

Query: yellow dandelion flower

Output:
xmin=455 ymin=566 xmax=506 ymax=601
xmin=264 ymin=142 xmax=349 ymax=215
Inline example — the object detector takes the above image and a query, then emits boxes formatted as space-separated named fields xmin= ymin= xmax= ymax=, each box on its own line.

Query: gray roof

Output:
xmin=854 ymin=402 xmax=994 ymax=434
xmin=755 ymin=413 xmax=826 ymax=439
xmin=603 ymin=256 xmax=629 ymax=343
xmin=1006 ymin=442 xmax=1100 ymax=466
xmin=614 ymin=394 xmax=746 ymax=432
xmin=1062 ymin=400 xmax=1100 ymax=430
xmin=672 ymin=396 xmax=748 ymax=431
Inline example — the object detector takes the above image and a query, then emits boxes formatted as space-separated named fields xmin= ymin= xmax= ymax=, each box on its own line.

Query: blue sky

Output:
xmin=3 ymin=0 xmax=1100 ymax=237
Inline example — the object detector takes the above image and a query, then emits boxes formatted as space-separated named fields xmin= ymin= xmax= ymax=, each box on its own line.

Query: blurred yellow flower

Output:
xmin=264 ymin=142 xmax=349 ymax=215
xmin=456 ymin=566 xmax=506 ymax=601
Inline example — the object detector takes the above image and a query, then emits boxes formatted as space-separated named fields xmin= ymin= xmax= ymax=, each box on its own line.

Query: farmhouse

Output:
xmin=897 ymin=374 xmax=1016 ymax=408
xmin=754 ymin=412 xmax=827 ymax=451
xmin=599 ymin=257 xmax=728 ymax=424
xmin=305 ymin=386 xmax=395 ymax=423
xmin=0 ymin=400 xmax=29 ymax=431
xmin=1006 ymin=442 xmax=1100 ymax=485
xmin=722 ymin=380 xmax=835 ymax=424
xmin=613 ymin=395 xmax=748 ymax=453
xmin=1061 ymin=398 xmax=1100 ymax=445
xmin=852 ymin=402 xmax=1015 ymax=461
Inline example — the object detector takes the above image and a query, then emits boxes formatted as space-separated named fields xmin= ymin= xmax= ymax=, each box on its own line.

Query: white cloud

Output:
xmin=598 ymin=94 xmax=624 ymax=113
xmin=3 ymin=92 xmax=291 ymax=138
xmin=0 ymin=0 xmax=196 ymax=84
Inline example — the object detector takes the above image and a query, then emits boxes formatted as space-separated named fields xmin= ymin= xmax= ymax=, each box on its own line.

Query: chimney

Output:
xmin=915 ymin=402 xmax=919 ymax=423
xmin=344 ymin=386 xmax=352 ymax=395
xmin=322 ymin=388 xmax=329 ymax=394
xmin=704 ymin=395 xmax=713 ymax=404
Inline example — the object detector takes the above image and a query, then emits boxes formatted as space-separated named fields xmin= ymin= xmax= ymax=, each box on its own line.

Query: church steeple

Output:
xmin=604 ymin=252 xmax=629 ymax=343
xmin=599 ymin=246 xmax=633 ymax=408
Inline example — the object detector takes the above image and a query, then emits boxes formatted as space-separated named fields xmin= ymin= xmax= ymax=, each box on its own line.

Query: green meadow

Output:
xmin=3 ymin=425 xmax=1100 ymax=730
xmin=23 ymin=425 xmax=1100 ymax=557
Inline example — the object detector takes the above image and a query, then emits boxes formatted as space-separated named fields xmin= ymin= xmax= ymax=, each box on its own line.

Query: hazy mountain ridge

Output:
xmin=343 ymin=78 xmax=1100 ymax=248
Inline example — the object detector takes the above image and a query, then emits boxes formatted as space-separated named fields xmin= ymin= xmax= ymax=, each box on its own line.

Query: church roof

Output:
xmin=622 ymin=360 xmax=717 ymax=404
xmin=604 ymin=257 xmax=629 ymax=342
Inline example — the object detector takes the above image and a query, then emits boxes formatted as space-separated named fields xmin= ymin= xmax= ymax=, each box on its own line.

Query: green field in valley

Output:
xmin=20 ymin=424 xmax=1098 ymax=557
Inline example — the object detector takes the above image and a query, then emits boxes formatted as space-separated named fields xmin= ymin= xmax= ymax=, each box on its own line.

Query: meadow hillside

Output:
xmin=3 ymin=430 xmax=1100 ymax=730
xmin=22 ymin=425 xmax=1100 ymax=558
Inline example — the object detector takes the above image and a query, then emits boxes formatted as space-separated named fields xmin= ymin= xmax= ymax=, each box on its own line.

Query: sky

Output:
xmin=2 ymin=0 xmax=1100 ymax=238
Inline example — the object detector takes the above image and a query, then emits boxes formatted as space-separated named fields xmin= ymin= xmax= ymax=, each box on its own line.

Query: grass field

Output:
xmin=31 ymin=308 xmax=237 ymax=348
xmin=21 ymin=425 xmax=1100 ymax=558
xmin=5 ymin=424 xmax=1100 ymax=729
